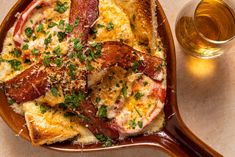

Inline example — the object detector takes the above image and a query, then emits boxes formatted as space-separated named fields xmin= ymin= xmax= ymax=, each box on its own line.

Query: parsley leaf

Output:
xmin=40 ymin=104 xmax=48 ymax=114
xmin=51 ymin=87 xmax=58 ymax=97
xmin=96 ymin=97 xmax=101 ymax=103
xmin=98 ymin=105 xmax=107 ymax=118
xmin=132 ymin=61 xmax=139 ymax=72
xmin=25 ymin=27 xmax=33 ymax=38
xmin=134 ymin=92 xmax=144 ymax=100
xmin=129 ymin=119 xmax=136 ymax=129
xmin=138 ymin=121 xmax=143 ymax=128
xmin=32 ymin=48 xmax=39 ymax=56
xmin=95 ymin=134 xmax=113 ymax=147
xmin=7 ymin=98 xmax=15 ymax=105
xmin=68 ymin=63 xmax=76 ymax=80
xmin=106 ymin=22 xmax=114 ymax=31
xmin=44 ymin=34 xmax=52 ymax=47
xmin=53 ymin=46 xmax=61 ymax=56
xmin=121 ymin=84 xmax=128 ymax=98
xmin=55 ymin=58 xmax=62 ymax=67
xmin=8 ymin=59 xmax=21 ymax=71
xmin=37 ymin=23 xmax=44 ymax=32
xmin=64 ymin=91 xmax=85 ymax=110
xmin=57 ymin=32 xmax=66 ymax=42
xmin=43 ymin=55 xmax=51 ymax=66
xmin=10 ymin=48 xmax=21 ymax=58
xmin=65 ymin=24 xmax=74 ymax=33
xmin=54 ymin=1 xmax=68 ymax=14
xmin=22 ymin=44 xmax=29 ymax=50
xmin=48 ymin=22 xmax=57 ymax=28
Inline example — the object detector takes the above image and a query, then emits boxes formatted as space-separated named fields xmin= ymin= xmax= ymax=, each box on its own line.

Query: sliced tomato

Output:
xmin=13 ymin=0 xmax=45 ymax=47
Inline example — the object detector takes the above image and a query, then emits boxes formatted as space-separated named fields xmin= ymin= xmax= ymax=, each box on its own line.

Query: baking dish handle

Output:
xmin=151 ymin=115 xmax=223 ymax=157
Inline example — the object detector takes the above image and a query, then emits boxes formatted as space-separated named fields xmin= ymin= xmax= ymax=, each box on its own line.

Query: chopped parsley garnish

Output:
xmin=50 ymin=87 xmax=58 ymax=97
xmin=58 ymin=20 xmax=65 ymax=30
xmin=64 ymin=91 xmax=85 ymax=110
xmin=43 ymin=55 xmax=51 ymax=66
xmin=74 ymin=17 xmax=80 ymax=27
xmin=48 ymin=22 xmax=57 ymax=28
xmin=94 ymin=43 xmax=102 ymax=58
xmin=97 ymin=24 xmax=105 ymax=28
xmin=121 ymin=84 xmax=128 ymax=98
xmin=22 ymin=44 xmax=29 ymax=50
xmin=37 ymin=23 xmax=44 ymax=32
xmin=7 ymin=98 xmax=15 ymax=105
xmin=143 ymin=81 xmax=148 ymax=86
xmin=77 ymin=114 xmax=90 ymax=122
xmin=129 ymin=119 xmax=136 ymax=129
xmin=32 ymin=36 xmax=37 ymax=41
xmin=53 ymin=46 xmax=61 ymax=56
xmin=32 ymin=48 xmax=39 ymax=56
xmin=106 ymin=22 xmax=114 ymax=31
xmin=91 ymin=28 xmax=98 ymax=35
xmin=54 ymin=1 xmax=68 ymax=14
xmin=95 ymin=134 xmax=113 ymax=147
xmin=65 ymin=24 xmax=74 ymax=33
xmin=138 ymin=121 xmax=143 ymax=128
xmin=156 ymin=61 xmax=167 ymax=71
xmin=40 ymin=104 xmax=47 ymax=114
xmin=10 ymin=48 xmax=21 ymax=58
xmin=25 ymin=27 xmax=33 ymax=38
xmin=55 ymin=58 xmax=62 ymax=67
xmin=96 ymin=97 xmax=101 ymax=103
xmin=68 ymin=63 xmax=76 ymax=80
xmin=44 ymin=34 xmax=52 ymax=47
xmin=134 ymin=92 xmax=144 ymax=100
xmin=72 ymin=38 xmax=83 ymax=51
xmin=87 ymin=49 xmax=95 ymax=61
xmin=77 ymin=53 xmax=86 ymax=62
xmin=86 ymin=62 xmax=94 ymax=71
xmin=8 ymin=59 xmax=21 ymax=71
xmin=57 ymin=32 xmax=66 ymax=42
xmin=132 ymin=61 xmax=139 ymax=72
xmin=98 ymin=105 xmax=107 ymax=118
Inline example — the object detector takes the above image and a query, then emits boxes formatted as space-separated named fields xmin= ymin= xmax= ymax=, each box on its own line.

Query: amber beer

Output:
xmin=176 ymin=0 xmax=235 ymax=58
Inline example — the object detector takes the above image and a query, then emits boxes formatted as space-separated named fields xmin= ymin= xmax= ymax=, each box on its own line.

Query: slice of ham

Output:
xmin=96 ymin=41 xmax=165 ymax=82
xmin=70 ymin=0 xmax=99 ymax=43
xmin=5 ymin=64 xmax=49 ymax=103
xmin=77 ymin=100 xmax=119 ymax=139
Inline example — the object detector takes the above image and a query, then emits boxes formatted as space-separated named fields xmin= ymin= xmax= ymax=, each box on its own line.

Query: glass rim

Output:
xmin=192 ymin=0 xmax=235 ymax=45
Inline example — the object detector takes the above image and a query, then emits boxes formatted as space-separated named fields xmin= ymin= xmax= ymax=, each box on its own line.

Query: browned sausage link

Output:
xmin=99 ymin=41 xmax=164 ymax=82
xmin=70 ymin=0 xmax=99 ymax=43
xmin=5 ymin=64 xmax=49 ymax=103
xmin=77 ymin=100 xmax=120 ymax=139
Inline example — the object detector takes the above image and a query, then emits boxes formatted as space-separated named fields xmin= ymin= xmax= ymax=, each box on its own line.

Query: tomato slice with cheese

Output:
xmin=13 ymin=0 xmax=47 ymax=47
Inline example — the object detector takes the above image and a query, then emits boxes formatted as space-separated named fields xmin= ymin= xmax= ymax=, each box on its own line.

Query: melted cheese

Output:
xmin=0 ymin=0 xmax=166 ymax=145
xmin=22 ymin=0 xmax=71 ymax=62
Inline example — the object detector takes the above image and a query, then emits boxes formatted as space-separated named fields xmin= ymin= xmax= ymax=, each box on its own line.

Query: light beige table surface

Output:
xmin=0 ymin=0 xmax=235 ymax=157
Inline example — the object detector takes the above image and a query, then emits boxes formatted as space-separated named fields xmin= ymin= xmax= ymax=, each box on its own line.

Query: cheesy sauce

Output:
xmin=0 ymin=0 xmax=166 ymax=146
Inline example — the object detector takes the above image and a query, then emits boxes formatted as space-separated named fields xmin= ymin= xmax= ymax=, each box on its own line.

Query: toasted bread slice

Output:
xmin=22 ymin=102 xmax=97 ymax=146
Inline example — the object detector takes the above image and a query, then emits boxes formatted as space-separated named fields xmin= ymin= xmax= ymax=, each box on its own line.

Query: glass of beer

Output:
xmin=175 ymin=0 xmax=235 ymax=59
